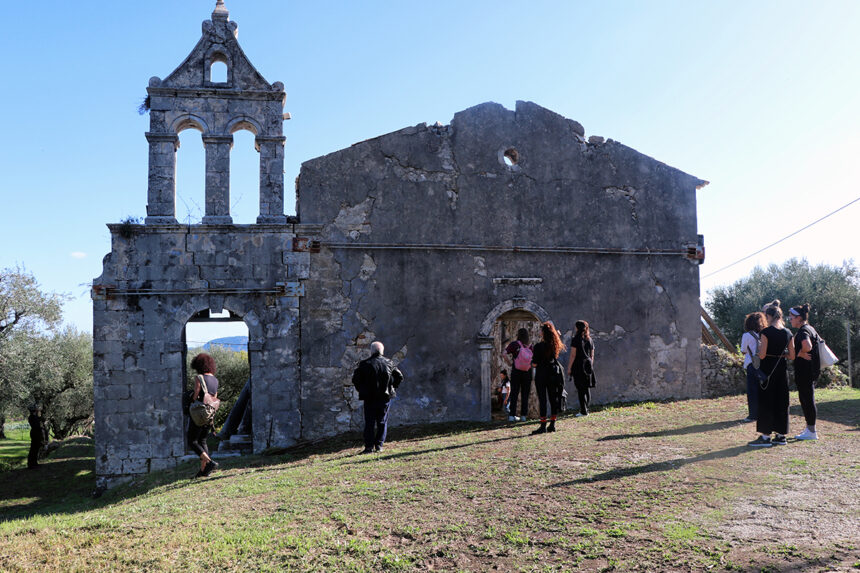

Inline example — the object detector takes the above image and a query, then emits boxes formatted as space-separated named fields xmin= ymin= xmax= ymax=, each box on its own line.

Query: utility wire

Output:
xmin=703 ymin=195 xmax=860 ymax=279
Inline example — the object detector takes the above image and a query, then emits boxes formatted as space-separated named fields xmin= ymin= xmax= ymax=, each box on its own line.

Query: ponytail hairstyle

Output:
xmin=761 ymin=299 xmax=781 ymax=313
xmin=790 ymin=303 xmax=810 ymax=322
xmin=541 ymin=322 xmax=566 ymax=359
xmin=516 ymin=328 xmax=530 ymax=344
xmin=765 ymin=304 xmax=783 ymax=325
xmin=575 ymin=320 xmax=591 ymax=340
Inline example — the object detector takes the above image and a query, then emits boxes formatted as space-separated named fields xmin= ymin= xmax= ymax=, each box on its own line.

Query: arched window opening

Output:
xmin=210 ymin=60 xmax=228 ymax=83
xmin=229 ymin=129 xmax=259 ymax=223
xmin=183 ymin=309 xmax=251 ymax=454
xmin=175 ymin=129 xmax=206 ymax=224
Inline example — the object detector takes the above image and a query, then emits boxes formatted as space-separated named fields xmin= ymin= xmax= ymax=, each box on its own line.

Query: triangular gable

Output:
xmin=160 ymin=4 xmax=271 ymax=91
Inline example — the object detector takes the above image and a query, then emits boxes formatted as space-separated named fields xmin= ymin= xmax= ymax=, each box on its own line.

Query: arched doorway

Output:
xmin=478 ymin=299 xmax=551 ymax=421
xmin=183 ymin=308 xmax=251 ymax=455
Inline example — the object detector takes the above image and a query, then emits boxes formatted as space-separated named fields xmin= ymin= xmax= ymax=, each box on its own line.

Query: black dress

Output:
xmin=570 ymin=334 xmax=594 ymax=415
xmin=757 ymin=326 xmax=792 ymax=436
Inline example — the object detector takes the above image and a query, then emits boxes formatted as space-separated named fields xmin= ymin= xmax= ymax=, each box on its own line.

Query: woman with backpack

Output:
xmin=789 ymin=304 xmax=819 ymax=441
xmin=567 ymin=320 xmax=595 ymax=417
xmin=740 ymin=312 xmax=766 ymax=422
xmin=749 ymin=303 xmax=795 ymax=447
xmin=530 ymin=322 xmax=567 ymax=434
xmin=504 ymin=328 xmax=533 ymax=422
xmin=188 ymin=352 xmax=221 ymax=477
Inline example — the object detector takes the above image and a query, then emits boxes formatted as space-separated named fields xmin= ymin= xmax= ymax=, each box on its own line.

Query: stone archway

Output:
xmin=477 ymin=299 xmax=552 ymax=420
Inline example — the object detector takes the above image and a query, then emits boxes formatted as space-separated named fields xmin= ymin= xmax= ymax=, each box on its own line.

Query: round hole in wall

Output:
xmin=503 ymin=148 xmax=519 ymax=167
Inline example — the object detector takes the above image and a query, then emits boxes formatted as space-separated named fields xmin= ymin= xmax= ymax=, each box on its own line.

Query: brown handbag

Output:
xmin=189 ymin=374 xmax=221 ymax=426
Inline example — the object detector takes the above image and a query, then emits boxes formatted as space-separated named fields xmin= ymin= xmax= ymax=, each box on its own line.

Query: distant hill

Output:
xmin=204 ymin=336 xmax=248 ymax=352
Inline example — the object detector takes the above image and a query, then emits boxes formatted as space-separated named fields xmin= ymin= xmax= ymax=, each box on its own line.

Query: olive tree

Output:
xmin=706 ymin=259 xmax=860 ymax=374
xmin=0 ymin=267 xmax=65 ymax=438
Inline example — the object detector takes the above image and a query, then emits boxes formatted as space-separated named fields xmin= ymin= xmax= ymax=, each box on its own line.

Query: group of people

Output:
xmin=741 ymin=300 xmax=821 ymax=447
xmin=502 ymin=320 xmax=596 ymax=433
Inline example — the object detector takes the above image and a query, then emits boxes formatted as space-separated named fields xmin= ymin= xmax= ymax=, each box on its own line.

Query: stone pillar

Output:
xmin=202 ymin=135 xmax=233 ymax=225
xmin=145 ymin=132 xmax=179 ymax=225
xmin=256 ymin=135 xmax=287 ymax=224
xmin=478 ymin=337 xmax=494 ymax=421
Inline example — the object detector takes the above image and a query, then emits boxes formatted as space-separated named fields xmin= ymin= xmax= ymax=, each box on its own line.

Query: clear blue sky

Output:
xmin=2 ymin=1 xmax=858 ymax=338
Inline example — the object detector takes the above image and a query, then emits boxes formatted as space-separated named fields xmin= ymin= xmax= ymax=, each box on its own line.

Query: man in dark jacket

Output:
xmin=352 ymin=341 xmax=403 ymax=454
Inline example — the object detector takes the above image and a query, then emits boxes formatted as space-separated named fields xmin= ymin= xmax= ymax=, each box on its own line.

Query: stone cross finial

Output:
xmin=213 ymin=0 xmax=229 ymax=17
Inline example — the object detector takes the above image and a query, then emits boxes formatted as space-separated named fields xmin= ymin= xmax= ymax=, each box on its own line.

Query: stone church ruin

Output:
xmin=93 ymin=2 xmax=707 ymax=487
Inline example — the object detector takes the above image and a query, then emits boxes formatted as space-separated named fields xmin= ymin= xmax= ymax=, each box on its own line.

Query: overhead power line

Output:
xmin=702 ymin=195 xmax=860 ymax=279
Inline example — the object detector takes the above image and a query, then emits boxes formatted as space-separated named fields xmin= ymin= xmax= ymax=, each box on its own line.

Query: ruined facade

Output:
xmin=93 ymin=2 xmax=706 ymax=486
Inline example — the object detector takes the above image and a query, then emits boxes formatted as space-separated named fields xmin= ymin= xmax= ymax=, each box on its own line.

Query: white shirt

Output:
xmin=740 ymin=332 xmax=759 ymax=369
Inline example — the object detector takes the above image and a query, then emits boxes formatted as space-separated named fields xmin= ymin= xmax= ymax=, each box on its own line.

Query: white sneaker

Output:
xmin=794 ymin=428 xmax=818 ymax=441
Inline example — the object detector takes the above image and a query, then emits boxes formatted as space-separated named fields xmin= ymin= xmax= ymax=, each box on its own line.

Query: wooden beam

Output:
xmin=700 ymin=306 xmax=734 ymax=351
xmin=701 ymin=324 xmax=717 ymax=346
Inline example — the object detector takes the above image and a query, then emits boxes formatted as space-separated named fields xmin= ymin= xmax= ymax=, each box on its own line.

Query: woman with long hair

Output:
xmin=188 ymin=352 xmax=221 ymax=477
xmin=740 ymin=311 xmax=766 ymax=422
xmin=567 ymin=320 xmax=595 ymax=417
xmin=530 ymin=322 xmax=566 ymax=434
xmin=749 ymin=303 xmax=794 ymax=447
xmin=789 ymin=303 xmax=820 ymax=440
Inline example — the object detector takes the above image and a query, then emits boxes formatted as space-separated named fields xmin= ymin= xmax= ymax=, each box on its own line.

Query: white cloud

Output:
xmin=70 ymin=252 xmax=87 ymax=259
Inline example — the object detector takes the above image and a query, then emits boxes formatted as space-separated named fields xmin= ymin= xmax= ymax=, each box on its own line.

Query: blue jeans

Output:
xmin=363 ymin=399 xmax=391 ymax=450
xmin=745 ymin=365 xmax=760 ymax=420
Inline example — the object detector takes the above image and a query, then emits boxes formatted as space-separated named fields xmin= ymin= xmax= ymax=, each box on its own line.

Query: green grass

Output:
xmin=0 ymin=388 xmax=858 ymax=571
xmin=0 ymin=421 xmax=30 ymax=470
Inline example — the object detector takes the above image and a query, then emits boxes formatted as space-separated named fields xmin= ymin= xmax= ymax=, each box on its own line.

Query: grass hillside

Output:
xmin=1 ymin=389 xmax=858 ymax=572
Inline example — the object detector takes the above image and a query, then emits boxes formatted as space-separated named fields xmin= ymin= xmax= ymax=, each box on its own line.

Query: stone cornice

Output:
xmin=147 ymin=86 xmax=284 ymax=101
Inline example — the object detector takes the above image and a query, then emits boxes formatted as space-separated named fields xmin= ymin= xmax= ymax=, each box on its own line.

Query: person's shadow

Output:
xmin=597 ymin=419 xmax=745 ymax=441
xmin=549 ymin=444 xmax=752 ymax=487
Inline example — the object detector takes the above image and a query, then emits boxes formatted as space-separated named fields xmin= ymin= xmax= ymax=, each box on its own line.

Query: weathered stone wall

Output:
xmin=700 ymin=343 xmax=745 ymax=397
xmin=297 ymin=101 xmax=706 ymax=437
xmin=92 ymin=224 xmax=307 ymax=486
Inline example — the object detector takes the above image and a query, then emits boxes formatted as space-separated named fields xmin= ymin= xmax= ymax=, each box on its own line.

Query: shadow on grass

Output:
xmin=0 ymin=437 xmax=101 ymax=522
xmin=792 ymin=397 xmax=859 ymax=427
xmin=550 ymin=444 xmax=753 ymax=487
xmin=597 ymin=419 xmax=746 ymax=441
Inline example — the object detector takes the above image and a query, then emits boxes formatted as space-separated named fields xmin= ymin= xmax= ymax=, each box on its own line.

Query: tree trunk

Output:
xmin=0 ymin=414 xmax=6 ymax=439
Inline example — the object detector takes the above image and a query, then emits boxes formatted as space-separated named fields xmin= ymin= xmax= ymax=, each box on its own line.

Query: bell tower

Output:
xmin=144 ymin=0 xmax=288 ymax=225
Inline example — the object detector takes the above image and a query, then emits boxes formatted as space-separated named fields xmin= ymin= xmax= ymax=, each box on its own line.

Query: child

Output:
xmin=498 ymin=370 xmax=511 ymax=413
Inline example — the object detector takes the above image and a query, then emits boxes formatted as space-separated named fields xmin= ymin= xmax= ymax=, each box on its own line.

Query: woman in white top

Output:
xmin=740 ymin=312 xmax=766 ymax=422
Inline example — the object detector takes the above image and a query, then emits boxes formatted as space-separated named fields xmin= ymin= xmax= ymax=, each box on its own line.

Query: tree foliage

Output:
xmin=185 ymin=345 xmax=250 ymax=429
xmin=0 ymin=268 xmax=90 ymax=440
xmin=0 ymin=267 xmax=64 ymax=342
xmin=0 ymin=328 xmax=94 ymax=440
xmin=706 ymin=259 xmax=860 ymax=371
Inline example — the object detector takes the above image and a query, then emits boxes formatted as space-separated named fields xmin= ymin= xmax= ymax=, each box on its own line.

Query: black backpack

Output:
xmin=799 ymin=325 xmax=821 ymax=381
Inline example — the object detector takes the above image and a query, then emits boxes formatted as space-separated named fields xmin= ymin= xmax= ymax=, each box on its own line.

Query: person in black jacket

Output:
xmin=352 ymin=341 xmax=404 ymax=454
xmin=27 ymin=404 xmax=48 ymax=469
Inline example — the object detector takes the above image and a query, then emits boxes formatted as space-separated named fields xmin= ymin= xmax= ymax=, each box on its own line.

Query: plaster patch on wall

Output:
xmin=595 ymin=324 xmax=628 ymax=340
xmin=649 ymin=322 xmax=687 ymax=386
xmin=333 ymin=197 xmax=374 ymax=239
xmin=358 ymin=254 xmax=377 ymax=281
xmin=604 ymin=186 xmax=639 ymax=222
xmin=473 ymin=256 xmax=487 ymax=277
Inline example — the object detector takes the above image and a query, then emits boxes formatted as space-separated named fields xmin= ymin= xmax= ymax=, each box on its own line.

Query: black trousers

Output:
xmin=363 ymin=399 xmax=391 ymax=450
xmin=534 ymin=371 xmax=560 ymax=419
xmin=187 ymin=420 xmax=211 ymax=457
xmin=509 ymin=368 xmax=532 ymax=417
xmin=795 ymin=359 xmax=817 ymax=427
xmin=572 ymin=371 xmax=591 ymax=415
